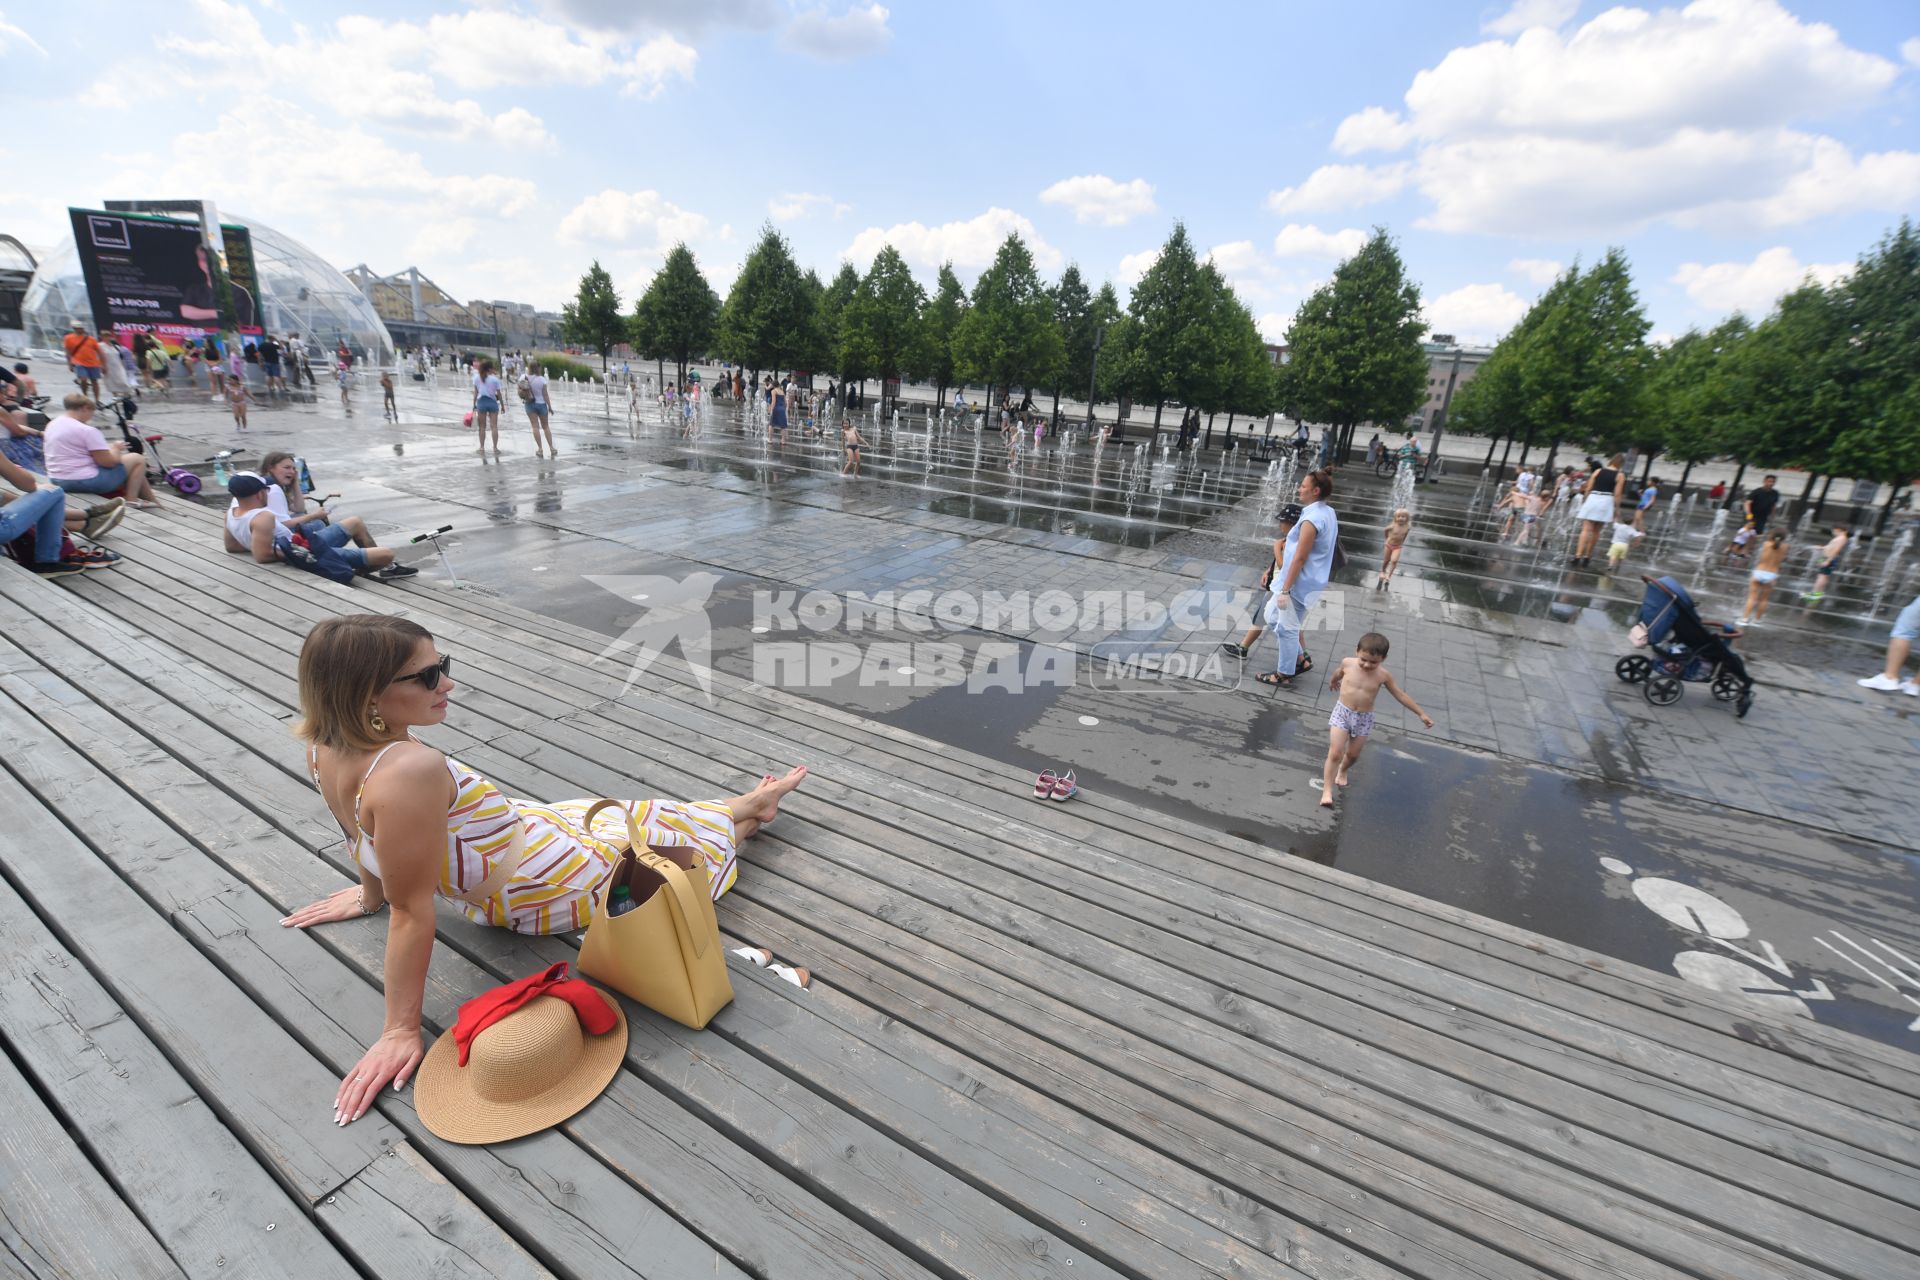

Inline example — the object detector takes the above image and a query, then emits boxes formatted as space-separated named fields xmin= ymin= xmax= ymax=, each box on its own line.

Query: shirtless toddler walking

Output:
xmin=1321 ymin=632 xmax=1434 ymax=809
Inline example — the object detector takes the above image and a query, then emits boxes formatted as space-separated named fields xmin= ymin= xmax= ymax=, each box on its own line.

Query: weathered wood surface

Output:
xmin=0 ymin=500 xmax=1915 ymax=1280
xmin=0 ymin=1043 xmax=185 ymax=1280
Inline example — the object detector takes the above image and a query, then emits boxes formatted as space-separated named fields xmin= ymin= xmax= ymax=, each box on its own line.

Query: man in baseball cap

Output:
xmin=224 ymin=473 xmax=417 ymax=581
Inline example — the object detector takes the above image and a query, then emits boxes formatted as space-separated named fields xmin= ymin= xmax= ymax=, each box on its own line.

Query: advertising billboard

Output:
xmin=68 ymin=206 xmax=256 ymax=350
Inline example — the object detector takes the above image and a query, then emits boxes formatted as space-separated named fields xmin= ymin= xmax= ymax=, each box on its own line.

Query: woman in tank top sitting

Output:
xmin=280 ymin=614 xmax=807 ymax=1127
xmin=1570 ymin=453 xmax=1627 ymax=567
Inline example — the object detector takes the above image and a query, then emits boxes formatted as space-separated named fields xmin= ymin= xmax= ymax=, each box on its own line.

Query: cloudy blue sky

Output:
xmin=4 ymin=0 xmax=1916 ymax=343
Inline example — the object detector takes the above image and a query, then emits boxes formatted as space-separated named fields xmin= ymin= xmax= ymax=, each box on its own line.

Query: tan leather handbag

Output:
xmin=574 ymin=800 xmax=733 ymax=1029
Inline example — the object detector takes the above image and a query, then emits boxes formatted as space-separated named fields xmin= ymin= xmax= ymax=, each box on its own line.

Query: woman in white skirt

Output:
xmin=1571 ymin=454 xmax=1626 ymax=566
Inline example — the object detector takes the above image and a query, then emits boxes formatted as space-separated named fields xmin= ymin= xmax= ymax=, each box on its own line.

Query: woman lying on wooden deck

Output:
xmin=279 ymin=614 xmax=807 ymax=1127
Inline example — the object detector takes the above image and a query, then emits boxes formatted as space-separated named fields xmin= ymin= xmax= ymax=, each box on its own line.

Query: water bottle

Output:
xmin=212 ymin=454 xmax=229 ymax=486
xmin=296 ymin=455 xmax=314 ymax=494
xmin=606 ymin=884 xmax=637 ymax=917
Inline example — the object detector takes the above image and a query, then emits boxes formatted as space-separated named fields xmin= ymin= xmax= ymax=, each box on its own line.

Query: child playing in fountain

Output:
xmin=226 ymin=372 xmax=253 ymax=432
xmin=1739 ymin=529 xmax=1789 ymax=625
xmin=1222 ymin=504 xmax=1303 ymax=661
xmin=1725 ymin=520 xmax=1756 ymax=565
xmin=1377 ymin=508 xmax=1410 ymax=587
xmin=840 ymin=421 xmax=866 ymax=476
xmin=1321 ymin=633 xmax=1433 ymax=809
xmin=1805 ymin=526 xmax=1849 ymax=601
xmin=1606 ymin=519 xmax=1643 ymax=571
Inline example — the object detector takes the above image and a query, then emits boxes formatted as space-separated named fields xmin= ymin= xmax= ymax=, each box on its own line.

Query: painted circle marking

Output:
xmin=1599 ymin=856 xmax=1634 ymax=876
xmin=1078 ymin=715 xmax=1101 ymax=727
xmin=1632 ymin=877 xmax=1750 ymax=940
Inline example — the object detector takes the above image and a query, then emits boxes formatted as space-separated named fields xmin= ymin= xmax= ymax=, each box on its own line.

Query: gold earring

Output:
xmin=369 ymin=708 xmax=389 ymax=734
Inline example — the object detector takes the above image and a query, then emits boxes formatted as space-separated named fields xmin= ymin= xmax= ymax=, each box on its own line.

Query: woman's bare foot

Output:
xmin=1319 ymin=789 xmax=1335 ymax=808
xmin=727 ymin=766 xmax=807 ymax=828
xmin=1335 ymin=770 xmax=1350 ymax=787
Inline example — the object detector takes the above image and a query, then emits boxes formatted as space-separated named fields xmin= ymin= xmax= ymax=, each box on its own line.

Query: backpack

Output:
xmin=517 ymin=377 xmax=533 ymax=402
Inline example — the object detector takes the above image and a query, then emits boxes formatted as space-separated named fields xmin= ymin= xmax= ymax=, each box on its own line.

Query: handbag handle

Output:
xmin=581 ymin=800 xmax=714 ymax=960
xmin=636 ymin=850 xmax=713 ymax=960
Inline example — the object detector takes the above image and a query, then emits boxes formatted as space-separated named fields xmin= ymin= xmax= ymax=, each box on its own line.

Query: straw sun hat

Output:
xmin=415 ymin=993 xmax=628 ymax=1144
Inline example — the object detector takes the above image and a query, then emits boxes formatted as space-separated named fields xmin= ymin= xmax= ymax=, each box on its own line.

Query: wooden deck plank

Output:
xmin=82 ymin=525 xmax=1920 ymax=1266
xmin=317 ymin=1143 xmax=557 ymax=1280
xmin=0 ymin=633 xmax=911 ymax=1280
xmin=119 ymin=510 xmax=1920 ymax=1102
xmin=0 ymin=708 xmax=554 ymax=1278
xmin=0 ymin=1044 xmax=187 ymax=1280
xmin=17 ymin=508 xmax=1914 ymax=1278
xmin=0 ymin=877 xmax=355 ymax=1279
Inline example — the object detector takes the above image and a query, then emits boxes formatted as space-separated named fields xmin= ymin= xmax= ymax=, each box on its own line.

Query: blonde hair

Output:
xmin=62 ymin=392 xmax=95 ymax=412
xmin=295 ymin=615 xmax=432 ymax=751
xmin=1391 ymin=508 xmax=1411 ymax=525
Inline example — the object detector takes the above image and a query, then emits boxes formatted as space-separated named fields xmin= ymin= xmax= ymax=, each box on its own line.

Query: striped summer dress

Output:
xmin=316 ymin=742 xmax=739 ymax=937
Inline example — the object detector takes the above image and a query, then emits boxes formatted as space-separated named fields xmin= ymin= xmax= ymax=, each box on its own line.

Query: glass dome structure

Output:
xmin=22 ymin=213 xmax=394 ymax=365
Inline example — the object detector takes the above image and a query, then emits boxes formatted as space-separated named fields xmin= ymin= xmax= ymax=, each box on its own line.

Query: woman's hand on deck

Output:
xmin=280 ymin=887 xmax=369 ymax=928
xmin=336 ymin=1027 xmax=424 ymax=1126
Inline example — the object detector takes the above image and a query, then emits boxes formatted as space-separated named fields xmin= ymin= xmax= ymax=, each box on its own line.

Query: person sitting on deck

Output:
xmin=278 ymin=614 xmax=809 ymax=1124
xmin=223 ymin=475 xmax=417 ymax=582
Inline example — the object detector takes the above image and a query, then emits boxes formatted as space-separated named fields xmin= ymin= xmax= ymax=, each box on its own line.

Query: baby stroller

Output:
xmin=1615 ymin=575 xmax=1754 ymax=717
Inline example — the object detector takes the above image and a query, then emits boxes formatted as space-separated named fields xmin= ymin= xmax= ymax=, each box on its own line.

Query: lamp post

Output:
xmin=489 ymin=304 xmax=501 ymax=369
xmin=1085 ymin=324 xmax=1107 ymax=436
xmin=1426 ymin=342 xmax=1463 ymax=482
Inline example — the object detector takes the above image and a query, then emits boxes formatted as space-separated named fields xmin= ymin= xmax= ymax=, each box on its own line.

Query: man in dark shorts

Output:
xmin=259 ymin=334 xmax=286 ymax=398
xmin=1744 ymin=474 xmax=1780 ymax=533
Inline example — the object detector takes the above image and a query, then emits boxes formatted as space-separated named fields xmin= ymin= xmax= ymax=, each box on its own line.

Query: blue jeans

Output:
xmin=1267 ymin=591 xmax=1312 ymax=676
xmin=54 ymin=462 xmax=128 ymax=495
xmin=0 ymin=488 xmax=67 ymax=563
xmin=308 ymin=521 xmax=369 ymax=572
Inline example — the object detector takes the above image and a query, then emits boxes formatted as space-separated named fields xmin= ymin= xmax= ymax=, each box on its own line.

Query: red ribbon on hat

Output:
xmin=452 ymin=961 xmax=617 ymax=1066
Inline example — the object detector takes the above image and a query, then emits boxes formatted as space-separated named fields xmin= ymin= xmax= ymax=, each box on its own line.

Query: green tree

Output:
xmin=795 ymin=268 xmax=833 ymax=375
xmin=560 ymin=260 xmax=623 ymax=370
xmin=818 ymin=262 xmax=862 ymax=384
xmin=922 ymin=262 xmax=968 ymax=410
xmin=1528 ymin=249 xmax=1651 ymax=464
xmin=951 ymin=234 xmax=1065 ymax=415
xmin=1824 ymin=219 xmax=1920 ymax=514
xmin=628 ymin=243 xmax=719 ymax=388
xmin=1644 ymin=317 xmax=1751 ymax=491
xmin=1118 ymin=223 xmax=1204 ymax=442
xmin=717 ymin=224 xmax=812 ymax=387
xmin=1282 ymin=228 xmax=1428 ymax=461
xmin=840 ymin=245 xmax=928 ymax=415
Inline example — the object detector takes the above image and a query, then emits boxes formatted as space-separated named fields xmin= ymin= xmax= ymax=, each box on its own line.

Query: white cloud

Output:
xmin=1482 ymin=0 xmax=1580 ymax=37
xmin=1266 ymin=163 xmax=1411 ymax=214
xmin=1332 ymin=0 xmax=1916 ymax=235
xmin=1037 ymin=174 xmax=1157 ymax=226
xmin=1508 ymin=257 xmax=1563 ymax=284
xmin=1423 ymin=283 xmax=1529 ymax=343
xmin=783 ymin=4 xmax=893 ymax=60
xmin=420 ymin=11 xmax=695 ymax=97
xmin=1257 ymin=312 xmax=1292 ymax=343
xmin=1904 ymin=38 xmax=1920 ymax=69
xmin=0 ymin=11 xmax=46 ymax=57
xmin=1117 ymin=248 xmax=1160 ymax=286
xmin=1670 ymin=246 xmax=1850 ymax=314
xmin=1271 ymin=224 xmax=1367 ymax=259
xmin=541 ymin=0 xmax=781 ymax=36
xmin=558 ymin=190 xmax=712 ymax=249
xmin=768 ymin=192 xmax=849 ymax=221
xmin=843 ymin=208 xmax=1060 ymax=274
xmin=1331 ymin=107 xmax=1412 ymax=155
xmin=409 ymin=217 xmax=480 ymax=260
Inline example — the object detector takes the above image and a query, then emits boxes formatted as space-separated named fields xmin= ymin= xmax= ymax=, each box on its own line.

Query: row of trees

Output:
xmin=1450 ymin=220 xmax=1920 ymax=507
xmin=561 ymin=214 xmax=1916 ymax=501
xmin=563 ymin=223 xmax=1321 ymax=445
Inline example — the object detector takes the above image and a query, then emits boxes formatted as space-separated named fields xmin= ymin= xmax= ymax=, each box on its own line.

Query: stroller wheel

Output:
xmin=1645 ymin=674 xmax=1684 ymax=706
xmin=1711 ymin=673 xmax=1743 ymax=702
xmin=1615 ymin=655 xmax=1653 ymax=684
xmin=172 ymin=472 xmax=203 ymax=495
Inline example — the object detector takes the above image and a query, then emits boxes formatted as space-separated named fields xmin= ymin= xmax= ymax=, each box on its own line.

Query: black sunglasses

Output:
xmin=393 ymin=654 xmax=453 ymax=692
